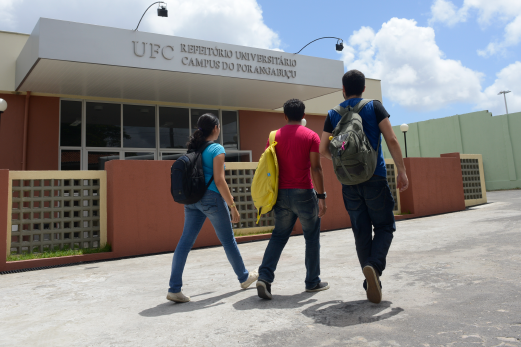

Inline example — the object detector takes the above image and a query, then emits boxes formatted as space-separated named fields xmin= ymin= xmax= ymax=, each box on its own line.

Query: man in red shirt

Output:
xmin=256 ymin=99 xmax=329 ymax=300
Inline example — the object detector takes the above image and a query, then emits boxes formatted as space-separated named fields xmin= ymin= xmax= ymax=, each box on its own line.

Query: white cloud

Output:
xmin=341 ymin=18 xmax=484 ymax=111
xmin=429 ymin=0 xmax=467 ymax=26
xmin=0 ymin=0 xmax=281 ymax=50
xmin=477 ymin=62 xmax=521 ymax=115
xmin=0 ymin=0 xmax=19 ymax=30
xmin=429 ymin=0 xmax=521 ymax=56
xmin=145 ymin=0 xmax=281 ymax=50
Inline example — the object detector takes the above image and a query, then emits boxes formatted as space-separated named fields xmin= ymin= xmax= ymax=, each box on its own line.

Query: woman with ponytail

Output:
xmin=167 ymin=113 xmax=258 ymax=303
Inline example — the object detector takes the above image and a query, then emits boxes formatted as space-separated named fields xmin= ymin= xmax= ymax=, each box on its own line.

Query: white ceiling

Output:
xmin=18 ymin=59 xmax=340 ymax=110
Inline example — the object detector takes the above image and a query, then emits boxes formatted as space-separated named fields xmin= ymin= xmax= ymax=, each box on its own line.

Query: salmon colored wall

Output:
xmin=239 ymin=110 xmax=326 ymax=162
xmin=0 ymin=94 xmax=25 ymax=170
xmin=400 ymin=157 xmax=466 ymax=216
xmin=106 ymin=160 xmax=220 ymax=258
xmin=0 ymin=170 xmax=8 ymax=270
xmin=0 ymin=93 xmax=59 ymax=171
xmin=26 ymin=96 xmax=59 ymax=170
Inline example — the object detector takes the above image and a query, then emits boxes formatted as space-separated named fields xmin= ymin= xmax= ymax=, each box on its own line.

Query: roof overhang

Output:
xmin=16 ymin=18 xmax=344 ymax=110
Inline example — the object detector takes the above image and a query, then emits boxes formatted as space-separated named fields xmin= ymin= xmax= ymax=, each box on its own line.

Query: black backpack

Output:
xmin=171 ymin=142 xmax=214 ymax=205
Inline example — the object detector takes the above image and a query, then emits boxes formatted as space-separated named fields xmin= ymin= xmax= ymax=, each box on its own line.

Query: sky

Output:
xmin=1 ymin=0 xmax=520 ymax=126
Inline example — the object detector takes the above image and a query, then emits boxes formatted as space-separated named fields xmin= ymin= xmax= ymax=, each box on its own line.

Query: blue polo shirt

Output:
xmin=323 ymin=98 xmax=390 ymax=178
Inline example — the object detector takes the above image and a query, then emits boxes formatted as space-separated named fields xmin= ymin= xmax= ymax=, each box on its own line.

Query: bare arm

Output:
xmin=213 ymin=154 xmax=240 ymax=223
xmin=319 ymin=132 xmax=332 ymax=160
xmin=378 ymin=118 xmax=409 ymax=192
xmin=310 ymin=152 xmax=327 ymax=218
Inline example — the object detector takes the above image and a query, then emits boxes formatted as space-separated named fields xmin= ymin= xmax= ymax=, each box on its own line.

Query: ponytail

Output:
xmin=186 ymin=113 xmax=220 ymax=151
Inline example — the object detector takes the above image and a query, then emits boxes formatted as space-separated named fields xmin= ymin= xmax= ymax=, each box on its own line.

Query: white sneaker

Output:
xmin=240 ymin=268 xmax=259 ymax=289
xmin=166 ymin=291 xmax=190 ymax=303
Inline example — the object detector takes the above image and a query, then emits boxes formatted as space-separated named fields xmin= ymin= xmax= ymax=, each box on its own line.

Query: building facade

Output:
xmin=0 ymin=18 xmax=383 ymax=171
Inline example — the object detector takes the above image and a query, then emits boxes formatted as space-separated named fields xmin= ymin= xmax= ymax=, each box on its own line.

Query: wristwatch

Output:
xmin=316 ymin=192 xmax=327 ymax=199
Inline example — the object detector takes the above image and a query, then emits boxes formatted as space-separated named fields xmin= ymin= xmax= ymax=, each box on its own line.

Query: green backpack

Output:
xmin=328 ymin=99 xmax=380 ymax=185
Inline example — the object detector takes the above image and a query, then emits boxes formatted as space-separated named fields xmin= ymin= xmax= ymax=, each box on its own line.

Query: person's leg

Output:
xmin=363 ymin=177 xmax=396 ymax=276
xmin=342 ymin=184 xmax=373 ymax=270
xmin=258 ymin=190 xmax=298 ymax=284
xmin=292 ymin=189 xmax=322 ymax=289
xmin=203 ymin=191 xmax=249 ymax=283
xmin=168 ymin=204 xmax=206 ymax=293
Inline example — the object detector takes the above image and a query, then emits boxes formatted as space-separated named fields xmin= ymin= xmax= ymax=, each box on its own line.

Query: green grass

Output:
xmin=7 ymin=244 xmax=112 ymax=262
xmin=234 ymin=229 xmax=273 ymax=237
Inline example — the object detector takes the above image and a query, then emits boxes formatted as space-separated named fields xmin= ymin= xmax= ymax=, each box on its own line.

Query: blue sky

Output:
xmin=1 ymin=0 xmax=520 ymax=126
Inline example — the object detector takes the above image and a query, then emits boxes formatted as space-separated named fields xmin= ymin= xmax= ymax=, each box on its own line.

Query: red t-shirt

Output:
xmin=265 ymin=125 xmax=320 ymax=190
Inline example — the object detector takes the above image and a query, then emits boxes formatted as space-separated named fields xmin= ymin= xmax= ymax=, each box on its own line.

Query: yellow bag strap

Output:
xmin=269 ymin=130 xmax=278 ymax=146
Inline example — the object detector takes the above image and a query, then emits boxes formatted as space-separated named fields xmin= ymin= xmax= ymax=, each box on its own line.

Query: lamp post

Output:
xmin=134 ymin=2 xmax=168 ymax=31
xmin=294 ymin=37 xmax=345 ymax=54
xmin=0 ymin=98 xmax=7 ymax=128
xmin=498 ymin=90 xmax=511 ymax=114
xmin=400 ymin=123 xmax=409 ymax=158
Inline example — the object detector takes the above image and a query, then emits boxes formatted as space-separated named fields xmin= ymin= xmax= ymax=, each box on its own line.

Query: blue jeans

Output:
xmin=258 ymin=189 xmax=321 ymax=290
xmin=342 ymin=175 xmax=396 ymax=276
xmin=168 ymin=190 xmax=249 ymax=293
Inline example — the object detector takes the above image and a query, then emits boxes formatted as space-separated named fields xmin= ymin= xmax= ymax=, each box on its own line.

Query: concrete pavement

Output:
xmin=1 ymin=190 xmax=521 ymax=346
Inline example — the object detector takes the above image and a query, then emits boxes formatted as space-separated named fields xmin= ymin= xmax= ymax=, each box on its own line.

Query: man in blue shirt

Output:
xmin=319 ymin=70 xmax=409 ymax=304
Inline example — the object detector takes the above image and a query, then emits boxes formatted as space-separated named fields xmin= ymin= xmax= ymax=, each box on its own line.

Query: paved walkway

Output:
xmin=1 ymin=191 xmax=521 ymax=346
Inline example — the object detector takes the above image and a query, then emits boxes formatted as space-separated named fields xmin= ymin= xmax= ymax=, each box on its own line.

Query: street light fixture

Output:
xmin=400 ymin=123 xmax=409 ymax=158
xmin=498 ymin=90 xmax=511 ymax=114
xmin=134 ymin=2 xmax=168 ymax=31
xmin=294 ymin=37 xmax=344 ymax=54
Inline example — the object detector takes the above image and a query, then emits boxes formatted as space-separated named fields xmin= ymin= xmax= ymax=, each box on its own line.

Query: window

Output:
xmin=60 ymin=101 xmax=82 ymax=147
xmin=222 ymin=111 xmax=238 ymax=149
xmin=159 ymin=107 xmax=189 ymax=149
xmin=123 ymin=105 xmax=156 ymax=148
xmin=59 ymin=100 xmax=249 ymax=169
xmin=86 ymin=102 xmax=121 ymax=147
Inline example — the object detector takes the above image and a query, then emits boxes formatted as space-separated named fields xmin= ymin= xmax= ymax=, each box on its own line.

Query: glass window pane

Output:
xmin=125 ymin=152 xmax=155 ymax=160
xmin=123 ymin=105 xmax=156 ymax=148
xmin=161 ymin=152 xmax=186 ymax=160
xmin=86 ymin=102 xmax=121 ymax=147
xmin=88 ymin=152 xmax=120 ymax=170
xmin=60 ymin=101 xmax=82 ymax=147
xmin=191 ymin=108 xmax=220 ymax=143
xmin=222 ymin=111 xmax=238 ymax=149
xmin=159 ymin=107 xmax=189 ymax=149
xmin=225 ymin=152 xmax=251 ymax=162
xmin=61 ymin=150 xmax=81 ymax=170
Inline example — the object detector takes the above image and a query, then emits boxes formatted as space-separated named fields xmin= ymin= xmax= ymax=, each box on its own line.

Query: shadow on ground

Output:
xmin=301 ymin=300 xmax=404 ymax=327
xmin=139 ymin=290 xmax=244 ymax=317
xmin=233 ymin=291 xmax=320 ymax=310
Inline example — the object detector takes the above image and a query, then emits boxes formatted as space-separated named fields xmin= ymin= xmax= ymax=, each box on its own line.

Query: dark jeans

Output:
xmin=258 ymin=189 xmax=321 ymax=289
xmin=342 ymin=175 xmax=396 ymax=276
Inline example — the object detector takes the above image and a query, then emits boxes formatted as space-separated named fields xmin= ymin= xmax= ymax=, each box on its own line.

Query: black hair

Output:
xmin=186 ymin=113 xmax=220 ymax=151
xmin=342 ymin=69 xmax=365 ymax=97
xmin=283 ymin=99 xmax=305 ymax=122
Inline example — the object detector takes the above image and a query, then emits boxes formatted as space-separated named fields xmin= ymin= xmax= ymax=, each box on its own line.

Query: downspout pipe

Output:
xmin=22 ymin=91 xmax=31 ymax=170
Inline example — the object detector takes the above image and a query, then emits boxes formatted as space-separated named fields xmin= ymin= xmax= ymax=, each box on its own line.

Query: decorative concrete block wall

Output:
xmin=225 ymin=163 xmax=275 ymax=235
xmin=7 ymin=171 xmax=107 ymax=256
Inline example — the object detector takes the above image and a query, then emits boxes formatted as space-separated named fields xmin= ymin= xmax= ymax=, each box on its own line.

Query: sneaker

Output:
xmin=241 ymin=268 xmax=259 ymax=289
xmin=363 ymin=265 xmax=382 ymax=304
xmin=166 ymin=291 xmax=190 ymax=303
xmin=256 ymin=279 xmax=272 ymax=300
xmin=305 ymin=281 xmax=330 ymax=292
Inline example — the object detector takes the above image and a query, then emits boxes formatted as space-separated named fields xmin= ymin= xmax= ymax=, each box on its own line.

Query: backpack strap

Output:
xmin=332 ymin=99 xmax=374 ymax=117
xmin=352 ymin=99 xmax=373 ymax=114
xmin=269 ymin=130 xmax=278 ymax=146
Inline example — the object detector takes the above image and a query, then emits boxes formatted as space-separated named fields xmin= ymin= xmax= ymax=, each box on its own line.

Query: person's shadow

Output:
xmin=233 ymin=291 xmax=320 ymax=310
xmin=139 ymin=290 xmax=244 ymax=317
xmin=301 ymin=300 xmax=404 ymax=327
